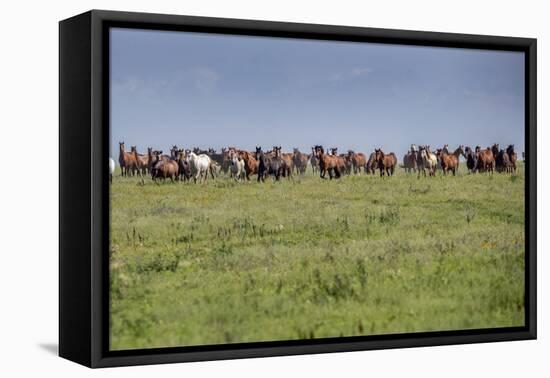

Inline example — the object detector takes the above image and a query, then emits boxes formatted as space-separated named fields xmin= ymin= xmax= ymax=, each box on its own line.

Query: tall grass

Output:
xmin=109 ymin=164 xmax=525 ymax=350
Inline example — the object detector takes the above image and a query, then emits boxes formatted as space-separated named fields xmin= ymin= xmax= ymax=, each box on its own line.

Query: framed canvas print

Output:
xmin=59 ymin=10 xmax=537 ymax=368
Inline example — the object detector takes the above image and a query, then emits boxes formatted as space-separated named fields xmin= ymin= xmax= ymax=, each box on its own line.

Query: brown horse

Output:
xmin=348 ymin=150 xmax=367 ymax=174
xmin=118 ymin=142 xmax=138 ymax=176
xmin=132 ymin=146 xmax=149 ymax=175
xmin=366 ymin=152 xmax=378 ymax=175
xmin=403 ymin=152 xmax=417 ymax=173
xmin=151 ymin=157 xmax=179 ymax=183
xmin=280 ymin=150 xmax=294 ymax=178
xmin=310 ymin=147 xmax=319 ymax=173
xmin=238 ymin=150 xmax=259 ymax=180
xmin=437 ymin=145 xmax=464 ymax=176
xmin=492 ymin=143 xmax=511 ymax=174
xmin=147 ymin=147 xmax=157 ymax=173
xmin=315 ymin=145 xmax=341 ymax=179
xmin=220 ymin=147 xmax=232 ymax=174
xmin=292 ymin=148 xmax=309 ymax=175
xmin=506 ymin=145 xmax=517 ymax=173
xmin=340 ymin=154 xmax=352 ymax=175
xmin=330 ymin=148 xmax=348 ymax=175
xmin=476 ymin=146 xmax=494 ymax=173
xmin=374 ymin=149 xmax=397 ymax=177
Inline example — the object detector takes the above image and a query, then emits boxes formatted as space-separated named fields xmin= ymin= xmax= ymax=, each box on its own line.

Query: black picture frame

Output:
xmin=59 ymin=9 xmax=537 ymax=368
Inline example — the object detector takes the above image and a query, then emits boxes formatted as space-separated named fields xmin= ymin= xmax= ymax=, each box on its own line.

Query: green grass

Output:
xmin=109 ymin=164 xmax=525 ymax=350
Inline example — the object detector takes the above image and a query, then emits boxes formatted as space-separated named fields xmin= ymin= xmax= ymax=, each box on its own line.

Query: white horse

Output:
xmin=230 ymin=153 xmax=246 ymax=181
xmin=186 ymin=152 xmax=213 ymax=183
xmin=419 ymin=146 xmax=437 ymax=177
xmin=109 ymin=157 xmax=115 ymax=183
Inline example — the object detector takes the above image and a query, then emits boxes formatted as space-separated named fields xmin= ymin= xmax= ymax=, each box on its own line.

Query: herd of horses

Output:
xmin=111 ymin=141 xmax=521 ymax=183
xmin=402 ymin=143 xmax=519 ymax=177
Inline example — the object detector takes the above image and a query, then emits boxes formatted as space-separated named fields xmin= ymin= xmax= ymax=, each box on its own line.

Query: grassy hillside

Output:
xmin=109 ymin=164 xmax=525 ymax=350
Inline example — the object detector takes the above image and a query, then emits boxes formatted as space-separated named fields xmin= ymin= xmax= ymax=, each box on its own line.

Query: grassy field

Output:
xmin=109 ymin=164 xmax=525 ymax=351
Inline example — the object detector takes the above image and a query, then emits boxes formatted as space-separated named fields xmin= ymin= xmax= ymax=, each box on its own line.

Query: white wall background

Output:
xmin=0 ymin=0 xmax=546 ymax=376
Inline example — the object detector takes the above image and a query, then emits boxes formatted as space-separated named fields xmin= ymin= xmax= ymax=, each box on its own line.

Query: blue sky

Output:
xmin=110 ymin=28 xmax=525 ymax=157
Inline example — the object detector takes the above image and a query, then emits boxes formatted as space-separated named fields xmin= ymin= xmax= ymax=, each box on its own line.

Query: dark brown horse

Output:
xmin=310 ymin=147 xmax=319 ymax=173
xmin=496 ymin=149 xmax=511 ymax=173
xmin=315 ymin=145 xmax=341 ymax=179
xmin=207 ymin=148 xmax=225 ymax=169
xmin=374 ymin=149 xmax=397 ymax=177
xmin=464 ymin=146 xmax=478 ymax=174
xmin=492 ymin=143 xmax=509 ymax=173
xmin=330 ymin=148 xmax=349 ymax=175
xmin=341 ymin=154 xmax=352 ymax=175
xmin=366 ymin=152 xmax=378 ymax=175
xmin=176 ymin=149 xmax=191 ymax=182
xmin=506 ymin=145 xmax=517 ymax=173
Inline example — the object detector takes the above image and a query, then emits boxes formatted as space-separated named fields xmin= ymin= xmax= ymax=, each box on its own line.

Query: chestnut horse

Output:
xmin=374 ymin=149 xmax=397 ymax=177
xmin=238 ymin=150 xmax=258 ymax=180
xmin=348 ymin=150 xmax=367 ymax=174
xmin=132 ymin=146 xmax=149 ymax=175
xmin=118 ymin=142 xmax=138 ymax=177
xmin=152 ymin=160 xmax=179 ymax=183
xmin=280 ymin=150 xmax=294 ymax=178
xmin=315 ymin=145 xmax=341 ymax=179
xmin=437 ymin=145 xmax=464 ymax=176
xmin=476 ymin=146 xmax=495 ymax=173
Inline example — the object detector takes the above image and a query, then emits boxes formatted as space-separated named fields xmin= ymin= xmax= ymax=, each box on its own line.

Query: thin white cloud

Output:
xmin=351 ymin=67 xmax=373 ymax=76
xmin=112 ymin=66 xmax=221 ymax=97
xmin=329 ymin=67 xmax=373 ymax=82
xmin=191 ymin=67 xmax=220 ymax=94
